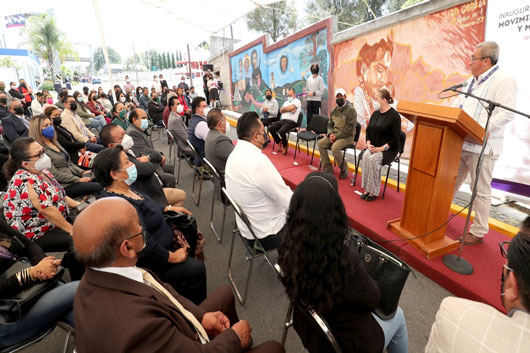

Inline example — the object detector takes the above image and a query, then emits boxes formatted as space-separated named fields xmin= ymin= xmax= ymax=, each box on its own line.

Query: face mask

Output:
xmin=311 ymin=69 xmax=318 ymax=75
xmin=154 ymin=78 xmax=158 ymax=82
xmin=266 ymin=95 xmax=272 ymax=100
xmin=335 ymin=98 xmax=345 ymax=107
xmin=0 ymin=85 xmax=4 ymax=90
xmin=14 ymin=106 xmax=24 ymax=115
xmin=76 ymin=97 xmax=83 ymax=103
xmin=0 ymin=98 xmax=7 ymax=105
xmin=11 ymin=85 xmax=16 ymax=90
xmin=140 ymin=119 xmax=149 ymax=130
xmin=52 ymin=117 xmax=62 ymax=126
xmin=120 ymin=134 xmax=134 ymax=151
xmin=225 ymin=120 xmax=230 ymax=134
xmin=123 ymin=164 xmax=137 ymax=185
xmin=373 ymin=101 xmax=381 ymax=111
xmin=288 ymin=97 xmax=293 ymax=103
xmin=119 ymin=97 xmax=126 ymax=103
xmin=203 ymin=107 xmax=211 ymax=117
xmin=176 ymin=105 xmax=184 ymax=114
xmin=47 ymin=98 xmax=53 ymax=104
xmin=119 ymin=109 xmax=128 ymax=120
xmin=42 ymin=126 xmax=55 ymax=139
xmin=30 ymin=154 xmax=52 ymax=171
xmin=69 ymin=102 xmax=78 ymax=111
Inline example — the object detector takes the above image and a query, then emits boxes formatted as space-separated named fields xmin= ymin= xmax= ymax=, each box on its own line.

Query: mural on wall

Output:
xmin=333 ymin=0 xmax=487 ymax=152
xmin=230 ymin=22 xmax=331 ymax=125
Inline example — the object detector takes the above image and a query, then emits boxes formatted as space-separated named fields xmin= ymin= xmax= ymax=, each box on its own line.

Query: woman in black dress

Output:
xmin=360 ymin=88 xmax=401 ymax=201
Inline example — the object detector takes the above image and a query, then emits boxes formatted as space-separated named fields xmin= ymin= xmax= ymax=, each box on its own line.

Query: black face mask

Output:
xmin=266 ymin=95 xmax=272 ymax=100
xmin=14 ymin=106 xmax=24 ymax=115
xmin=311 ymin=69 xmax=318 ymax=75
xmin=336 ymin=98 xmax=345 ymax=107
xmin=0 ymin=98 xmax=7 ymax=105
xmin=69 ymin=102 xmax=78 ymax=111
xmin=53 ymin=117 xmax=62 ymax=126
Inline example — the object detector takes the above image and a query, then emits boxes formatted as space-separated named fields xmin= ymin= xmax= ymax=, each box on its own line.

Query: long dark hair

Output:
xmin=3 ymin=137 xmax=36 ymax=180
xmin=278 ymin=172 xmax=353 ymax=313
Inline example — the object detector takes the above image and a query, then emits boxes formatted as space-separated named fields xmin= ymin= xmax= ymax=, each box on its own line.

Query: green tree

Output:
xmin=305 ymin=0 xmax=387 ymax=31
xmin=93 ymin=46 xmax=121 ymax=72
xmin=401 ymin=0 xmax=423 ymax=9
xmin=22 ymin=13 xmax=78 ymax=81
xmin=171 ymin=53 xmax=176 ymax=69
xmin=245 ymin=0 xmax=298 ymax=41
xmin=166 ymin=52 xmax=171 ymax=69
xmin=161 ymin=52 xmax=167 ymax=69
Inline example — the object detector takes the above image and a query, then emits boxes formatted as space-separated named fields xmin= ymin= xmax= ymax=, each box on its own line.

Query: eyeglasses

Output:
xmin=125 ymin=228 xmax=146 ymax=243
xmin=501 ymin=264 xmax=513 ymax=283
xmin=471 ymin=56 xmax=489 ymax=62
xmin=498 ymin=241 xmax=510 ymax=259
xmin=27 ymin=149 xmax=45 ymax=160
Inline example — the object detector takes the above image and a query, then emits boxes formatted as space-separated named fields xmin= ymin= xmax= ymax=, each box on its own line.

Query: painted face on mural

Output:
xmin=366 ymin=48 xmax=392 ymax=99
xmin=280 ymin=55 xmax=288 ymax=73
xmin=251 ymin=50 xmax=259 ymax=69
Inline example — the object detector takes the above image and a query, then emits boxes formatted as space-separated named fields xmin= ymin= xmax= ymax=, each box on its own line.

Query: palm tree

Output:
xmin=23 ymin=13 xmax=77 ymax=82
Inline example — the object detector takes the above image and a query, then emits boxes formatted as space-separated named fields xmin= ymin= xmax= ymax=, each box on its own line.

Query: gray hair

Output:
xmin=476 ymin=41 xmax=499 ymax=65
xmin=7 ymin=98 xmax=19 ymax=108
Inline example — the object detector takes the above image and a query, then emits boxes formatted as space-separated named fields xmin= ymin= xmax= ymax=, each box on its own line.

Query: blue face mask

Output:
xmin=288 ymin=96 xmax=293 ymax=103
xmin=123 ymin=164 xmax=137 ymax=186
xmin=140 ymin=119 xmax=149 ymax=130
xmin=42 ymin=126 xmax=55 ymax=139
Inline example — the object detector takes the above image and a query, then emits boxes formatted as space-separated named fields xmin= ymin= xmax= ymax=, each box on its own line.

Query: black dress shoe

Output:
xmin=360 ymin=192 xmax=368 ymax=199
xmin=365 ymin=195 xmax=377 ymax=201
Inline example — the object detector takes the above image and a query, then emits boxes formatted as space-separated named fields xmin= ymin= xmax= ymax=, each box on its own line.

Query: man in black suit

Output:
xmin=205 ymin=108 xmax=234 ymax=178
xmin=159 ymin=74 xmax=168 ymax=91
xmin=3 ymin=99 xmax=29 ymax=143
xmin=125 ymin=108 xmax=176 ymax=188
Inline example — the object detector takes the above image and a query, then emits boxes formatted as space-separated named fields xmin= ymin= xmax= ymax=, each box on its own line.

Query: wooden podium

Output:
xmin=387 ymin=101 xmax=485 ymax=259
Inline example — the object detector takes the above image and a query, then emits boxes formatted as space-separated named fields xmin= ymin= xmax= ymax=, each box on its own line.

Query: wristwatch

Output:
xmin=384 ymin=145 xmax=389 ymax=151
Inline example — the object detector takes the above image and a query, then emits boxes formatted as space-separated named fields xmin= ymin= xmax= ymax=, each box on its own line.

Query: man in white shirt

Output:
xmin=225 ymin=112 xmax=293 ymax=251
xmin=187 ymin=97 xmax=210 ymax=162
xmin=452 ymin=41 xmax=517 ymax=245
xmin=269 ymin=87 xmax=301 ymax=155
xmin=72 ymin=197 xmax=284 ymax=353
xmin=260 ymin=89 xmax=279 ymax=127
xmin=425 ymin=217 xmax=530 ymax=352
xmin=30 ymin=92 xmax=44 ymax=115
xmin=152 ymin=75 xmax=162 ymax=94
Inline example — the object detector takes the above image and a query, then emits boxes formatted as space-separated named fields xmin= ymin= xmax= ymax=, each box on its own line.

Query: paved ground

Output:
xmin=21 ymin=129 xmax=455 ymax=353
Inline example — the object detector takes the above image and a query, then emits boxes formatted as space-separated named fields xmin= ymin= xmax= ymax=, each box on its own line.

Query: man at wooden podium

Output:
xmin=452 ymin=41 xmax=517 ymax=245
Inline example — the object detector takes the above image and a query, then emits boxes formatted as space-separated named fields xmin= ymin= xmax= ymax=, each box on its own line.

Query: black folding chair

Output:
xmin=353 ymin=130 xmax=406 ymax=199
xmin=186 ymin=140 xmax=205 ymax=206
xmin=0 ymin=322 xmax=74 ymax=353
xmin=271 ymin=112 xmax=304 ymax=151
xmin=281 ymin=301 xmax=342 ymax=353
xmin=203 ymin=158 xmax=229 ymax=243
xmin=293 ymin=114 xmax=328 ymax=167
xmin=222 ymin=187 xmax=280 ymax=305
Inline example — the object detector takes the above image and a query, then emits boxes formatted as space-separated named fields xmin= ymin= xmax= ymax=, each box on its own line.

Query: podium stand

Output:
xmin=387 ymin=101 xmax=484 ymax=259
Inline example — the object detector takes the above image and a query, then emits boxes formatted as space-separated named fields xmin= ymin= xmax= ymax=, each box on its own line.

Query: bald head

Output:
xmin=73 ymin=197 xmax=141 ymax=267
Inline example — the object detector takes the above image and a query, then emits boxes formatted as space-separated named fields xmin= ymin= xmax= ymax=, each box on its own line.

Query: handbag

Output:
xmin=346 ymin=230 xmax=413 ymax=320
xmin=77 ymin=151 xmax=96 ymax=168
xmin=163 ymin=211 xmax=205 ymax=261
xmin=0 ymin=267 xmax=64 ymax=324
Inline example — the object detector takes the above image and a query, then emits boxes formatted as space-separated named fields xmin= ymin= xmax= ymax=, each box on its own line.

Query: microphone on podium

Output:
xmin=440 ymin=81 xmax=468 ymax=93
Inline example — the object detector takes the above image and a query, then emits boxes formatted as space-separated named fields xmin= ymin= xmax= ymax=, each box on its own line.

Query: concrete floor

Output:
xmin=20 ymin=130 xmax=453 ymax=353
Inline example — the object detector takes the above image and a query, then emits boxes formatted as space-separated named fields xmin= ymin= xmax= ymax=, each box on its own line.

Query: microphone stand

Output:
xmin=442 ymin=88 xmax=530 ymax=275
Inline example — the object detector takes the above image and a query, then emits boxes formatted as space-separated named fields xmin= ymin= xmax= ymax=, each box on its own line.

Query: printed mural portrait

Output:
xmin=333 ymin=1 xmax=487 ymax=152
xmin=230 ymin=23 xmax=331 ymax=126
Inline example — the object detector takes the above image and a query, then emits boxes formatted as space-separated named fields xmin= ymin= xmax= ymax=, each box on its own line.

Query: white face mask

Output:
xmin=225 ymin=120 xmax=230 ymax=134
xmin=28 ymin=154 xmax=52 ymax=172
xmin=203 ymin=107 xmax=211 ymax=117
xmin=119 ymin=97 xmax=126 ymax=103
xmin=176 ymin=105 xmax=184 ymax=114
xmin=120 ymin=134 xmax=134 ymax=151
xmin=373 ymin=101 xmax=381 ymax=111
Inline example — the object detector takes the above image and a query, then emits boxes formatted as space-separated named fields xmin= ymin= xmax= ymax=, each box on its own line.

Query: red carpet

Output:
xmin=263 ymin=144 xmax=510 ymax=312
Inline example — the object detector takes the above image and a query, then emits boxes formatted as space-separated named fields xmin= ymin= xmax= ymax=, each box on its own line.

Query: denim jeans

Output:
xmin=372 ymin=306 xmax=409 ymax=353
xmin=87 ymin=115 xmax=107 ymax=132
xmin=0 ymin=281 xmax=79 ymax=347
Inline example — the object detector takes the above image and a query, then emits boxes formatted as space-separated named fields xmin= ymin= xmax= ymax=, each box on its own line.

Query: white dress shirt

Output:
xmin=225 ymin=140 xmax=293 ymax=240
xmin=280 ymin=98 xmax=301 ymax=122
xmin=92 ymin=266 xmax=144 ymax=283
xmin=193 ymin=118 xmax=209 ymax=141
xmin=31 ymin=99 xmax=43 ymax=115
xmin=453 ymin=65 xmax=517 ymax=155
